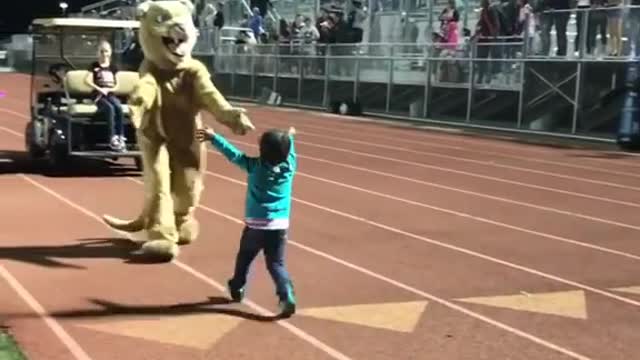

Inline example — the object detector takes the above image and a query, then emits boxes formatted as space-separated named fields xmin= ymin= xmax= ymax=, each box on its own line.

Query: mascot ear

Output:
xmin=136 ymin=0 xmax=152 ymax=19
xmin=178 ymin=0 xmax=195 ymax=14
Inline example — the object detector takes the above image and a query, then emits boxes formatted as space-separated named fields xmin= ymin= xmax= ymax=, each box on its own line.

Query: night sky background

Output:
xmin=0 ymin=0 xmax=100 ymax=36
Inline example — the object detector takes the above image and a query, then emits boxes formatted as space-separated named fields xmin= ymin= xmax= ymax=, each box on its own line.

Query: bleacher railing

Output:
xmin=196 ymin=6 xmax=640 ymax=142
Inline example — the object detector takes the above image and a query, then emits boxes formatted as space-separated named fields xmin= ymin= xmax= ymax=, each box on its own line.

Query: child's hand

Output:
xmin=196 ymin=127 xmax=215 ymax=142
xmin=288 ymin=127 xmax=296 ymax=136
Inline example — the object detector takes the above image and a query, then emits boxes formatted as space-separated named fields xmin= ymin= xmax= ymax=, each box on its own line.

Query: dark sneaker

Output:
xmin=227 ymin=280 xmax=244 ymax=302
xmin=278 ymin=282 xmax=296 ymax=317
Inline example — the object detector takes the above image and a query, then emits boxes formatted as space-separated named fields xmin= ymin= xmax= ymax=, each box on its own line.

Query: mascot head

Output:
xmin=136 ymin=0 xmax=198 ymax=70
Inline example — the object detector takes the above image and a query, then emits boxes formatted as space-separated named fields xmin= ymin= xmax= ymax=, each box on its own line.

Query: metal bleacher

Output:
xmin=71 ymin=0 xmax=640 ymax=143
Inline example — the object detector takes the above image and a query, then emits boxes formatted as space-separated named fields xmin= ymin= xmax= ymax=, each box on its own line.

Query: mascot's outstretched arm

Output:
xmin=103 ymin=65 xmax=158 ymax=234
xmin=192 ymin=62 xmax=255 ymax=135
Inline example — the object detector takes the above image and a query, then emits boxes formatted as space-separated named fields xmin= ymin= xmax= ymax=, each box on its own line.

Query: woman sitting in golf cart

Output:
xmin=84 ymin=39 xmax=126 ymax=152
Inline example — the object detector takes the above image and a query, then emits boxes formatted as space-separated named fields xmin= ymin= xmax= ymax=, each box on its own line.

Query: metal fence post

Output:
xmin=250 ymin=53 xmax=256 ymax=99
xmin=297 ymin=56 xmax=303 ymax=104
xmin=385 ymin=46 xmax=394 ymax=113
xmin=572 ymin=62 xmax=583 ymax=134
xmin=273 ymin=53 xmax=279 ymax=94
xmin=466 ymin=40 xmax=476 ymax=123
xmin=423 ymin=44 xmax=432 ymax=119
xmin=322 ymin=45 xmax=330 ymax=108
xmin=353 ymin=57 xmax=360 ymax=102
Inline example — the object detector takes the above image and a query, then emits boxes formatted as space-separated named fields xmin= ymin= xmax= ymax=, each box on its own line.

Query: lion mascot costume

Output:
xmin=102 ymin=0 xmax=254 ymax=261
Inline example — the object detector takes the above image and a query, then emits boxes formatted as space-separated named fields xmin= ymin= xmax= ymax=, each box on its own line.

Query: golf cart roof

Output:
xmin=31 ymin=18 xmax=139 ymax=30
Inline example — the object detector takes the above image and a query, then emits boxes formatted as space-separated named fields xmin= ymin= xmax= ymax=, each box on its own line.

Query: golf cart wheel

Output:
xmin=134 ymin=156 xmax=143 ymax=171
xmin=47 ymin=130 xmax=68 ymax=169
xmin=25 ymin=121 xmax=45 ymax=159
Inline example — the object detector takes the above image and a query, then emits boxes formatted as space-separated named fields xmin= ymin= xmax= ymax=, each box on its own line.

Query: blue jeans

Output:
xmin=96 ymin=93 xmax=124 ymax=139
xmin=229 ymin=226 xmax=293 ymax=300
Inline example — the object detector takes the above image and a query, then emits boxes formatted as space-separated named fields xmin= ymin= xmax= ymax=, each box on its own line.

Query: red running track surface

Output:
xmin=0 ymin=73 xmax=639 ymax=360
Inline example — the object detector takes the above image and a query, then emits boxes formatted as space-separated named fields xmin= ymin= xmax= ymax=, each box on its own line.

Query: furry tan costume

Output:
xmin=102 ymin=0 xmax=254 ymax=261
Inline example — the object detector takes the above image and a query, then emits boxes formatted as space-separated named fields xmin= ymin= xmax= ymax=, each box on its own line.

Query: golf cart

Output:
xmin=24 ymin=17 xmax=143 ymax=171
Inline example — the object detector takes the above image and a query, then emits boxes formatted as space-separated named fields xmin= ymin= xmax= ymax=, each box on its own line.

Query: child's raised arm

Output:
xmin=287 ymin=127 xmax=297 ymax=170
xmin=197 ymin=127 xmax=256 ymax=172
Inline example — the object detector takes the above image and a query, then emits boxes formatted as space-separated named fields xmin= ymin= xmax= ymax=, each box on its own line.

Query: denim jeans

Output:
xmin=96 ymin=93 xmax=124 ymax=139
xmin=229 ymin=226 xmax=293 ymax=300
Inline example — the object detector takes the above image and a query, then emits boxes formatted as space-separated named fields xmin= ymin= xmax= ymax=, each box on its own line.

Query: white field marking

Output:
xmin=258 ymin=117 xmax=640 ymax=180
xmin=0 ymin=265 xmax=93 ymax=360
xmin=1 ymin=123 xmax=635 ymax=260
xmin=219 ymin=136 xmax=640 ymax=231
xmin=287 ymin=138 xmax=640 ymax=211
xmin=2 ymin=100 xmax=638 ymax=177
xmin=202 ymin=144 xmax=640 ymax=261
xmin=0 ymin=125 xmax=23 ymax=137
xmin=202 ymin=169 xmax=640 ymax=309
xmin=266 ymin=105 xmax=640 ymax=171
xmin=3 ymin=97 xmax=640 ymax=173
xmin=122 ymin=180 xmax=591 ymax=360
xmin=0 ymin=120 xmax=637 ymax=233
xmin=19 ymin=174 xmax=353 ymax=360
xmin=297 ymin=171 xmax=640 ymax=261
xmin=0 ymin=107 xmax=29 ymax=120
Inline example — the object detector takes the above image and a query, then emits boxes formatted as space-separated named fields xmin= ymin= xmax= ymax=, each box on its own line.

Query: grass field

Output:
xmin=0 ymin=329 xmax=26 ymax=360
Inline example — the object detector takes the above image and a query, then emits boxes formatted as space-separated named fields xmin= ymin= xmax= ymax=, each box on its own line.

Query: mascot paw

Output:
xmin=103 ymin=214 xmax=145 ymax=233
xmin=177 ymin=218 xmax=199 ymax=245
xmin=225 ymin=108 xmax=255 ymax=135
xmin=132 ymin=240 xmax=180 ymax=263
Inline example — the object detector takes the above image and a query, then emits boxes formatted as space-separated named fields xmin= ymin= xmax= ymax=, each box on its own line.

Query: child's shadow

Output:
xmin=47 ymin=297 xmax=283 ymax=322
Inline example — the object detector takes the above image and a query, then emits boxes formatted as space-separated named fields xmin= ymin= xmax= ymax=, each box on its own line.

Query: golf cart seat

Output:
xmin=62 ymin=70 xmax=139 ymax=117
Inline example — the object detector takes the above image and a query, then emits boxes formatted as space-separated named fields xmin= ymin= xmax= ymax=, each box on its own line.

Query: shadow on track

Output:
xmin=0 ymin=238 xmax=176 ymax=270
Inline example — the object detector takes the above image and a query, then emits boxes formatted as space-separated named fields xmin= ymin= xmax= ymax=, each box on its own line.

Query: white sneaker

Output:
xmin=119 ymin=135 xmax=127 ymax=152
xmin=109 ymin=135 xmax=121 ymax=151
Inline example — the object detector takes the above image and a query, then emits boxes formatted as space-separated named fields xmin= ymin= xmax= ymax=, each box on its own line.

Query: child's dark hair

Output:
xmin=259 ymin=129 xmax=291 ymax=165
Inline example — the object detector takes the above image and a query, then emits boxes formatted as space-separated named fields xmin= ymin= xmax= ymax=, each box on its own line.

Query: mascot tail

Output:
xmin=102 ymin=214 xmax=146 ymax=233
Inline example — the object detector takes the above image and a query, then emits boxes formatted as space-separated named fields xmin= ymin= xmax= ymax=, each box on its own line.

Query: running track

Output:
xmin=0 ymin=73 xmax=639 ymax=360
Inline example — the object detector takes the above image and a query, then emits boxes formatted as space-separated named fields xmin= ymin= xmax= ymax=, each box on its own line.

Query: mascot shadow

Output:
xmin=0 ymin=150 xmax=141 ymax=178
xmin=0 ymin=238 xmax=184 ymax=269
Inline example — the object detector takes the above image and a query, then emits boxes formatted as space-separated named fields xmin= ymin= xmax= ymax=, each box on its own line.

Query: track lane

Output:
xmin=207 ymin=131 xmax=640 ymax=257
xmin=0 ymin=133 xmax=578 ymax=360
xmin=1 ymin=74 xmax=640 ymax=358
xmin=255 ymin=116 xmax=640 ymax=187
xmin=245 ymin=104 xmax=640 ymax=173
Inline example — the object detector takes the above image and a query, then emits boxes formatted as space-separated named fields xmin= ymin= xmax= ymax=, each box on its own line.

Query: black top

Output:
xmin=89 ymin=61 xmax=118 ymax=89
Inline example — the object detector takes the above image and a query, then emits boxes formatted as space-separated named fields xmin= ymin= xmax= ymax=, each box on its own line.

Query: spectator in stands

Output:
xmin=574 ymin=0 xmax=591 ymax=54
xmin=587 ymin=0 xmax=608 ymax=56
xmin=300 ymin=16 xmax=320 ymax=74
xmin=473 ymin=0 xmax=501 ymax=84
xmin=251 ymin=0 xmax=272 ymax=17
xmin=249 ymin=7 xmax=265 ymax=42
xmin=290 ymin=14 xmax=305 ymax=49
xmin=435 ymin=0 xmax=461 ymax=82
xmin=438 ymin=0 xmax=460 ymax=49
xmin=606 ymin=0 xmax=623 ymax=56
xmin=516 ymin=0 xmax=536 ymax=52
xmin=315 ymin=8 xmax=334 ymax=75
xmin=539 ymin=0 xmax=570 ymax=56
xmin=347 ymin=0 xmax=368 ymax=43
xmin=213 ymin=2 xmax=225 ymax=30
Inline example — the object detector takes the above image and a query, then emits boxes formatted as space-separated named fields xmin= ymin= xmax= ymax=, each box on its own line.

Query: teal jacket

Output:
xmin=209 ymin=133 xmax=296 ymax=228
